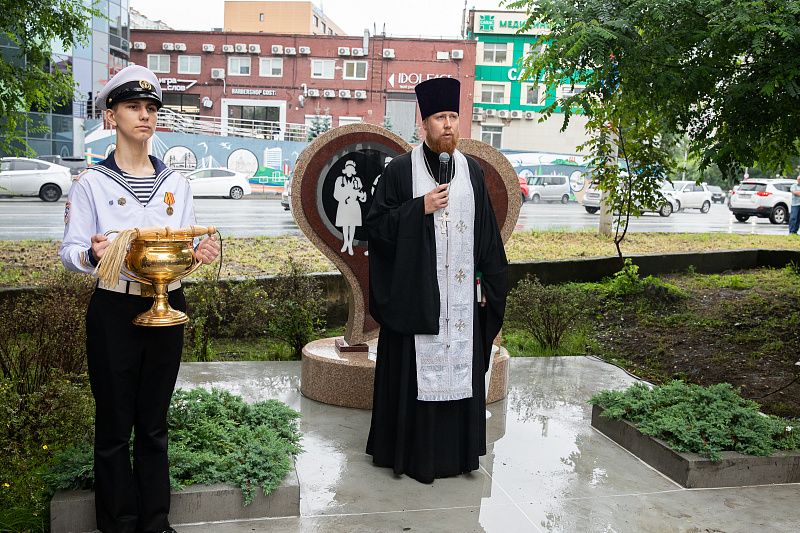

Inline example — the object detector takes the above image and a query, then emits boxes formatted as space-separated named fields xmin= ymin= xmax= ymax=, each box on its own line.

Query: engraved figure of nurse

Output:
xmin=333 ymin=159 xmax=367 ymax=255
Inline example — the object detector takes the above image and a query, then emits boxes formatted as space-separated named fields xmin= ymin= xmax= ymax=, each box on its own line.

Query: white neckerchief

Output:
xmin=411 ymin=144 xmax=475 ymax=401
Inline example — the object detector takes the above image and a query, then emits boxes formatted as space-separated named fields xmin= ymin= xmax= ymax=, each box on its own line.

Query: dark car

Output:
xmin=707 ymin=184 xmax=726 ymax=204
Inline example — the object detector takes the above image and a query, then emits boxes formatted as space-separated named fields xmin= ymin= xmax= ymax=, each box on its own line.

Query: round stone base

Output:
xmin=300 ymin=337 xmax=510 ymax=409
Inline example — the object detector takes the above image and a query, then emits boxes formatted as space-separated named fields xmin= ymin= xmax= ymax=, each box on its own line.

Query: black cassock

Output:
xmin=365 ymin=146 xmax=508 ymax=484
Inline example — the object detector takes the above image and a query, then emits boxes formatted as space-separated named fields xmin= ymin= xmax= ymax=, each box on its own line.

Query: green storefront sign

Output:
xmin=479 ymin=14 xmax=495 ymax=32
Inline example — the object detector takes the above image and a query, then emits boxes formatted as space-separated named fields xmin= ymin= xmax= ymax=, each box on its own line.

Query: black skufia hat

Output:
xmin=415 ymin=77 xmax=461 ymax=120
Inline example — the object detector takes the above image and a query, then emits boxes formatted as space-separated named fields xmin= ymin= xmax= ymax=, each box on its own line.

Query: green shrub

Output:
xmin=591 ymin=381 xmax=799 ymax=461
xmin=0 ymin=269 xmax=93 ymax=395
xmin=184 ymin=273 xmax=272 ymax=361
xmin=44 ymin=388 xmax=302 ymax=506
xmin=586 ymin=258 xmax=687 ymax=302
xmin=266 ymin=258 xmax=325 ymax=359
xmin=506 ymin=276 xmax=587 ymax=351
xmin=0 ymin=375 xmax=94 ymax=533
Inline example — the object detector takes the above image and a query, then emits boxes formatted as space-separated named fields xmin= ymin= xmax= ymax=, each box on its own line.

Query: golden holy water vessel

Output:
xmin=122 ymin=225 xmax=216 ymax=327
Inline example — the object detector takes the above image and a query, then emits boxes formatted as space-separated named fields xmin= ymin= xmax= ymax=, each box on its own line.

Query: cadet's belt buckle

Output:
xmin=140 ymin=284 xmax=155 ymax=298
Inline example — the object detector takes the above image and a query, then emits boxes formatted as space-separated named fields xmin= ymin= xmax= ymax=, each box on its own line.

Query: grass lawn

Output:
xmin=2 ymin=230 xmax=799 ymax=287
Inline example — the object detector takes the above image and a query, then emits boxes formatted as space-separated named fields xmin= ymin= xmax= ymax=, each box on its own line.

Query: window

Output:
xmin=522 ymin=83 xmax=544 ymax=106
xmin=259 ymin=57 xmax=283 ymax=77
xmin=311 ymin=59 xmax=335 ymax=79
xmin=259 ymin=13 xmax=264 ymax=22
xmin=483 ymin=42 xmax=508 ymax=63
xmin=338 ymin=116 xmax=362 ymax=126
xmin=228 ymin=56 xmax=251 ymax=76
xmin=560 ymin=84 xmax=585 ymax=98
xmin=178 ymin=55 xmax=201 ymax=74
xmin=147 ymin=54 xmax=170 ymax=73
xmin=481 ymin=125 xmax=502 ymax=149
xmin=321 ymin=22 xmax=327 ymax=33
xmin=343 ymin=60 xmax=367 ymax=80
xmin=162 ymin=93 xmax=201 ymax=114
xmin=314 ymin=15 xmax=319 ymax=27
xmin=481 ymin=83 xmax=505 ymax=104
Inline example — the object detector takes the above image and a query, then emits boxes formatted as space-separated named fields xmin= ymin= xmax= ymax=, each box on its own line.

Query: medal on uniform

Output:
xmin=164 ymin=191 xmax=175 ymax=215
xmin=117 ymin=197 xmax=126 ymax=206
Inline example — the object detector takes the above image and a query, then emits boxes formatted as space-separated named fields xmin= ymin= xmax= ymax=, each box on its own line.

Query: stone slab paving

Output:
xmin=174 ymin=357 xmax=800 ymax=532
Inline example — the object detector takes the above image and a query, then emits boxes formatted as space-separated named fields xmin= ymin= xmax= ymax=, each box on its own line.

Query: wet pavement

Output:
xmin=174 ymin=357 xmax=800 ymax=532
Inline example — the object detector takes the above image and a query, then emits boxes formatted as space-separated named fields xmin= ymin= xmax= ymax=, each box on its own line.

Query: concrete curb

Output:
xmin=591 ymin=405 xmax=800 ymax=488
xmin=50 ymin=465 xmax=300 ymax=533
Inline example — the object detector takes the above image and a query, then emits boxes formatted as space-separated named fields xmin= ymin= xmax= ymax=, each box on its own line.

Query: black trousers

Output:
xmin=86 ymin=287 xmax=186 ymax=533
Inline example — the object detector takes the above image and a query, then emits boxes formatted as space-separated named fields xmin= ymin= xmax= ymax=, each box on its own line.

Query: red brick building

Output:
xmin=130 ymin=29 xmax=477 ymax=141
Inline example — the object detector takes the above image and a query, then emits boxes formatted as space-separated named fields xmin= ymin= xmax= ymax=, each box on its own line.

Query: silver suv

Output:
xmin=728 ymin=179 xmax=793 ymax=224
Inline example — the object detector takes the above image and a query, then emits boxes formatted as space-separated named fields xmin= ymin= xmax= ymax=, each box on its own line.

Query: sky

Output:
xmin=130 ymin=0 xmax=512 ymax=38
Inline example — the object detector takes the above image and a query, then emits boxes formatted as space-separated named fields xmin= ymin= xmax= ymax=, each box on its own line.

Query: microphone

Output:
xmin=438 ymin=152 xmax=451 ymax=185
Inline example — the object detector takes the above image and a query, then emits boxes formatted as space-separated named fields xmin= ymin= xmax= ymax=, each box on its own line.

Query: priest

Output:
xmin=366 ymin=77 xmax=509 ymax=484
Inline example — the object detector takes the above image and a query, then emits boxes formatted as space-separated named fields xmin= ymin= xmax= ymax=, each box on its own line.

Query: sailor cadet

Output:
xmin=59 ymin=64 xmax=219 ymax=533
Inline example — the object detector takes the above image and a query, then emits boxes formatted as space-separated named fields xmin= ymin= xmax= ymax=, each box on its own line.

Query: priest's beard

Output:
xmin=426 ymin=130 xmax=460 ymax=155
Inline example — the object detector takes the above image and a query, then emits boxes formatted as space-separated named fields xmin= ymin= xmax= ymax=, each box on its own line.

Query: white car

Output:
xmin=667 ymin=180 xmax=713 ymax=213
xmin=0 ymin=157 xmax=72 ymax=202
xmin=526 ymin=174 xmax=571 ymax=203
xmin=728 ymin=179 xmax=793 ymax=224
xmin=581 ymin=182 xmax=678 ymax=217
xmin=184 ymin=168 xmax=252 ymax=199
xmin=281 ymin=177 xmax=292 ymax=211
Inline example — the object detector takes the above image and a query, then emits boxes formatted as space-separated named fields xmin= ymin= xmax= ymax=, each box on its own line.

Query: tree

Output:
xmin=382 ymin=115 xmax=394 ymax=132
xmin=509 ymin=0 xmax=800 ymax=254
xmin=306 ymin=114 xmax=331 ymax=141
xmin=410 ymin=125 xmax=421 ymax=145
xmin=0 ymin=0 xmax=98 ymax=155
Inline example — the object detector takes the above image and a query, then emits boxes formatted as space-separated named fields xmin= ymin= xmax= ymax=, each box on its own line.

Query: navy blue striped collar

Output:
xmin=94 ymin=150 xmax=174 ymax=205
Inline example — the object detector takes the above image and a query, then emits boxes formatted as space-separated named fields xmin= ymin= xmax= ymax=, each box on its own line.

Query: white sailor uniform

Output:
xmin=60 ymin=153 xmax=196 ymax=279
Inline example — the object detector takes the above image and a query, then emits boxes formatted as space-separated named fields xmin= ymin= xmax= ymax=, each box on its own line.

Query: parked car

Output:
xmin=184 ymin=167 xmax=252 ymax=199
xmin=728 ymin=179 xmax=793 ymax=224
xmin=518 ymin=176 xmax=528 ymax=204
xmin=668 ymin=180 xmax=713 ymax=213
xmin=39 ymin=155 xmax=88 ymax=176
xmin=707 ymin=184 xmax=726 ymax=204
xmin=0 ymin=157 xmax=72 ymax=202
xmin=281 ymin=177 xmax=293 ymax=210
xmin=581 ymin=181 xmax=678 ymax=217
xmin=526 ymin=174 xmax=571 ymax=204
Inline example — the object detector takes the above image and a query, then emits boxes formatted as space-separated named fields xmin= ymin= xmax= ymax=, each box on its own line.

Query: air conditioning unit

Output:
xmin=323 ymin=89 xmax=336 ymax=98
xmin=284 ymin=47 xmax=297 ymax=55
xmin=222 ymin=44 xmax=234 ymax=53
xmin=472 ymin=107 xmax=483 ymax=115
xmin=201 ymin=43 xmax=215 ymax=52
xmin=162 ymin=43 xmax=174 ymax=51
xmin=451 ymin=49 xmax=464 ymax=60
xmin=337 ymin=47 xmax=350 ymax=56
xmin=174 ymin=43 xmax=187 ymax=51
xmin=298 ymin=46 xmax=311 ymax=55
xmin=524 ymin=111 xmax=535 ymax=120
xmin=436 ymin=51 xmax=450 ymax=60
xmin=271 ymin=44 xmax=283 ymax=54
xmin=354 ymin=90 xmax=367 ymax=99
xmin=472 ymin=114 xmax=484 ymax=122
xmin=497 ymin=110 xmax=510 ymax=118
xmin=211 ymin=68 xmax=225 ymax=79
xmin=133 ymin=41 xmax=146 ymax=50
xmin=351 ymin=48 xmax=365 ymax=57
xmin=382 ymin=48 xmax=395 ymax=59
xmin=485 ymin=109 xmax=497 ymax=117
xmin=510 ymin=110 xmax=523 ymax=119
xmin=248 ymin=44 xmax=261 ymax=53
xmin=306 ymin=88 xmax=320 ymax=97
xmin=338 ymin=89 xmax=352 ymax=98
xmin=234 ymin=43 xmax=247 ymax=53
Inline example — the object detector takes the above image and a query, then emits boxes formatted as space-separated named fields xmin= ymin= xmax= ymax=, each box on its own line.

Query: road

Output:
xmin=0 ymin=196 xmax=793 ymax=240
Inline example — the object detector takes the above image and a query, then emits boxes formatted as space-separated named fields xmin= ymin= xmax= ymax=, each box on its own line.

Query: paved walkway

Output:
xmin=174 ymin=357 xmax=800 ymax=532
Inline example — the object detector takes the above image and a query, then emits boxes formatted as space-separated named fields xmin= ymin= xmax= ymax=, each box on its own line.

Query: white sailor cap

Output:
xmin=95 ymin=64 xmax=163 ymax=111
